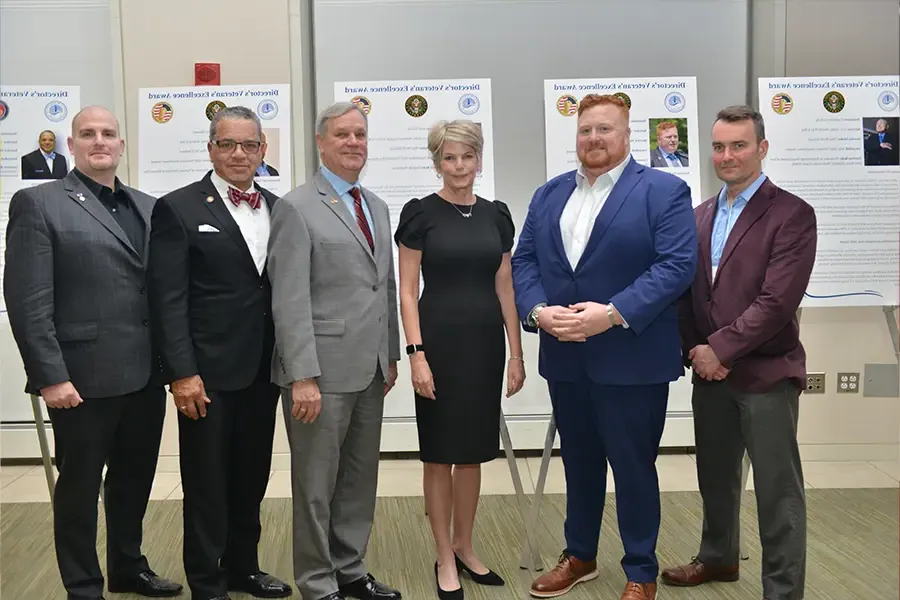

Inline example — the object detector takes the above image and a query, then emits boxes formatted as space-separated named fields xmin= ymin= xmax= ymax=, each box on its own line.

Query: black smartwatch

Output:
xmin=405 ymin=344 xmax=425 ymax=356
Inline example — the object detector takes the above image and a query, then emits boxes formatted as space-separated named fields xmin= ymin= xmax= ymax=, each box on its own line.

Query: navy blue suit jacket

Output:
xmin=511 ymin=157 xmax=698 ymax=386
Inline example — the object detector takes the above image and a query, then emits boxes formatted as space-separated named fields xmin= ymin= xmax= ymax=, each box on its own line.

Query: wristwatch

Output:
xmin=405 ymin=344 xmax=425 ymax=356
xmin=527 ymin=303 xmax=547 ymax=328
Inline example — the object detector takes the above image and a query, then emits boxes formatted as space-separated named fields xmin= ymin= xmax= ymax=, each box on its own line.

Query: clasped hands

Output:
xmin=689 ymin=344 xmax=730 ymax=381
xmin=537 ymin=302 xmax=614 ymax=342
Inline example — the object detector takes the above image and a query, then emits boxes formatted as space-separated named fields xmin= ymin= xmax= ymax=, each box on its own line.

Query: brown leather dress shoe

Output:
xmin=660 ymin=557 xmax=739 ymax=586
xmin=529 ymin=552 xmax=598 ymax=598
xmin=620 ymin=581 xmax=656 ymax=600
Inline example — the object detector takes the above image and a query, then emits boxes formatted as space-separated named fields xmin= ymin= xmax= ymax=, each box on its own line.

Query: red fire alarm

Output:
xmin=194 ymin=63 xmax=221 ymax=86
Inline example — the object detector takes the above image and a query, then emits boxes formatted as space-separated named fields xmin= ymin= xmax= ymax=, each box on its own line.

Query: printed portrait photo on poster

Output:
xmin=863 ymin=116 xmax=899 ymax=166
xmin=648 ymin=118 xmax=689 ymax=168
xmin=20 ymin=128 xmax=68 ymax=180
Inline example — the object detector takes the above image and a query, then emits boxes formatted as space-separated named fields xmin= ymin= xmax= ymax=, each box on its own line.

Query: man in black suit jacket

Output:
xmin=21 ymin=130 xmax=69 ymax=179
xmin=4 ymin=107 xmax=181 ymax=600
xmin=864 ymin=119 xmax=899 ymax=166
xmin=148 ymin=106 xmax=291 ymax=600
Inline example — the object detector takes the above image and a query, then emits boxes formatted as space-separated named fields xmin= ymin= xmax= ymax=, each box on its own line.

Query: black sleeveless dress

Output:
xmin=394 ymin=194 xmax=515 ymax=464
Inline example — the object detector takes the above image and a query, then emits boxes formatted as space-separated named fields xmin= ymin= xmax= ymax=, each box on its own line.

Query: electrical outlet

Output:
xmin=805 ymin=372 xmax=825 ymax=394
xmin=837 ymin=372 xmax=860 ymax=394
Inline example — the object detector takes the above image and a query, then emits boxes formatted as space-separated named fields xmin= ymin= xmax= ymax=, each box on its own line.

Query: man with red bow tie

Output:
xmin=148 ymin=106 xmax=291 ymax=600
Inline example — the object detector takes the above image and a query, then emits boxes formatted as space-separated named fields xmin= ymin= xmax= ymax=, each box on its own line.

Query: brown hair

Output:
xmin=715 ymin=105 xmax=765 ymax=142
xmin=578 ymin=94 xmax=629 ymax=118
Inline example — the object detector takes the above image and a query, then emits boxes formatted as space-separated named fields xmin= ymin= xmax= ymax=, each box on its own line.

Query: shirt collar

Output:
xmin=320 ymin=164 xmax=359 ymax=196
xmin=73 ymin=168 xmax=122 ymax=198
xmin=576 ymin=154 xmax=630 ymax=188
xmin=716 ymin=171 xmax=767 ymax=209
xmin=211 ymin=170 xmax=255 ymax=200
xmin=42 ymin=150 xmax=56 ymax=160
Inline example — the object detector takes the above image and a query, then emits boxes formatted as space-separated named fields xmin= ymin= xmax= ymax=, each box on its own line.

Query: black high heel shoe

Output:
xmin=434 ymin=561 xmax=463 ymax=599
xmin=454 ymin=553 xmax=505 ymax=586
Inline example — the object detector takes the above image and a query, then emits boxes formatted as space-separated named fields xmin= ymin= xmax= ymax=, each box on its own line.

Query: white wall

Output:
xmin=1 ymin=0 xmax=897 ymax=463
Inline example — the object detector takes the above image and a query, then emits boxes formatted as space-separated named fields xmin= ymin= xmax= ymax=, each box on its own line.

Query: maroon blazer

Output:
xmin=679 ymin=178 xmax=817 ymax=393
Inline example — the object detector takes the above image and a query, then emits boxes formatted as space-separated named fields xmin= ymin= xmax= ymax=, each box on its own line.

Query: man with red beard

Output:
xmin=511 ymin=94 xmax=697 ymax=600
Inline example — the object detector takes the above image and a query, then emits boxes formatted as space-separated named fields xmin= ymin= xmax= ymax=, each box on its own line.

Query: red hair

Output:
xmin=578 ymin=94 xmax=629 ymax=118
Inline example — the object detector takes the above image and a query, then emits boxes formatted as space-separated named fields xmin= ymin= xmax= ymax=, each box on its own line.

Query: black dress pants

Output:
xmin=48 ymin=385 xmax=166 ymax=600
xmin=178 ymin=382 xmax=280 ymax=600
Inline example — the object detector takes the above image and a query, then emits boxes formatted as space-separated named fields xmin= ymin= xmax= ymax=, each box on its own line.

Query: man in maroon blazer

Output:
xmin=662 ymin=105 xmax=816 ymax=600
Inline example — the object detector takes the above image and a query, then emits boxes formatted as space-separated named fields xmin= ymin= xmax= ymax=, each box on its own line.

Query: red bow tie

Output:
xmin=228 ymin=187 xmax=261 ymax=209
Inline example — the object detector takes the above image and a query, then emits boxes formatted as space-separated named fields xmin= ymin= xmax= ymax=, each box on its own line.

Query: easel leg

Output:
xmin=884 ymin=306 xmax=899 ymax=360
xmin=30 ymin=394 xmax=55 ymax=498
xmin=739 ymin=451 xmax=751 ymax=560
xmin=519 ymin=415 xmax=556 ymax=571
xmin=499 ymin=412 xmax=541 ymax=571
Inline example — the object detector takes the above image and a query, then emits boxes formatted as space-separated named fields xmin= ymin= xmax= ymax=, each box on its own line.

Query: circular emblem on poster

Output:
xmin=878 ymin=90 xmax=898 ymax=112
xmin=0 ymin=100 xmax=8 ymax=121
xmin=823 ymin=91 xmax=845 ymax=113
xmin=205 ymin=100 xmax=226 ymax=120
xmin=664 ymin=92 xmax=686 ymax=113
xmin=404 ymin=94 xmax=428 ymax=118
xmin=257 ymin=99 xmax=278 ymax=120
xmin=613 ymin=92 xmax=632 ymax=109
xmin=458 ymin=93 xmax=480 ymax=115
xmin=350 ymin=96 xmax=371 ymax=115
xmin=556 ymin=94 xmax=578 ymax=116
xmin=45 ymin=100 xmax=67 ymax=122
xmin=151 ymin=101 xmax=174 ymax=123
xmin=771 ymin=93 xmax=793 ymax=115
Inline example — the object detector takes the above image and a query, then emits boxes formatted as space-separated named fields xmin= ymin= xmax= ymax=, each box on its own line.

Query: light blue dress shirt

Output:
xmin=664 ymin=152 xmax=683 ymax=167
xmin=711 ymin=172 xmax=767 ymax=273
xmin=321 ymin=164 xmax=375 ymax=235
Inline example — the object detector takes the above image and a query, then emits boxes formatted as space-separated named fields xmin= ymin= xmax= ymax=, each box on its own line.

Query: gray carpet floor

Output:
xmin=1 ymin=489 xmax=897 ymax=599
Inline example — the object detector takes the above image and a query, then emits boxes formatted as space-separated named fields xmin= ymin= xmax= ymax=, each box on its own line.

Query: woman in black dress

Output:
xmin=395 ymin=120 xmax=525 ymax=599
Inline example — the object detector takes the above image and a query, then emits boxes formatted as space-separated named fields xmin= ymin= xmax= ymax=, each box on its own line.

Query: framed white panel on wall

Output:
xmin=0 ymin=0 xmax=121 ymax=427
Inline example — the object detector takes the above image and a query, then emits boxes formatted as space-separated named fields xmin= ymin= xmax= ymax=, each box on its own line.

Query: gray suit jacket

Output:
xmin=3 ymin=171 xmax=157 ymax=397
xmin=268 ymin=170 xmax=400 ymax=393
xmin=650 ymin=146 xmax=689 ymax=168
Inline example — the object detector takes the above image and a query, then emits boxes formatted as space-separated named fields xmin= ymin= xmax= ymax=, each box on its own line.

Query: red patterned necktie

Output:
xmin=228 ymin=187 xmax=261 ymax=209
xmin=349 ymin=187 xmax=374 ymax=253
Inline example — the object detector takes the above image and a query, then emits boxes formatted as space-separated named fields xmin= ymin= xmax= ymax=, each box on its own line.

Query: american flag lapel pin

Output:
xmin=330 ymin=197 xmax=338 ymax=204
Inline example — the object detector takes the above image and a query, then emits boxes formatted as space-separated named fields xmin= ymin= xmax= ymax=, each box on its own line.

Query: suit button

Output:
xmin=258 ymin=283 xmax=264 ymax=289
xmin=705 ymin=295 xmax=711 ymax=302
xmin=139 ymin=286 xmax=146 ymax=294
xmin=372 ymin=285 xmax=377 ymax=291
xmin=142 ymin=319 xmax=149 ymax=326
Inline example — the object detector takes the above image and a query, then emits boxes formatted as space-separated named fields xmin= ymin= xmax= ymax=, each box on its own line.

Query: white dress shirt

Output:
xmin=560 ymin=155 xmax=629 ymax=269
xmin=210 ymin=171 xmax=270 ymax=275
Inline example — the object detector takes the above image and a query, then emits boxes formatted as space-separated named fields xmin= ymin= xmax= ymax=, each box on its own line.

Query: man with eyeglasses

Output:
xmin=147 ymin=106 xmax=291 ymax=600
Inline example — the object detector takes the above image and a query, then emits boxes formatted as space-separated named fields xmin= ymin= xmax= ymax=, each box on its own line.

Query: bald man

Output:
xmin=21 ymin=130 xmax=69 ymax=179
xmin=4 ymin=106 xmax=181 ymax=600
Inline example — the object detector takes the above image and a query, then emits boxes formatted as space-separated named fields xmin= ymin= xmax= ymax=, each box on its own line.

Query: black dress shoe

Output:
xmin=227 ymin=571 xmax=292 ymax=598
xmin=434 ymin=562 xmax=463 ymax=600
xmin=108 ymin=570 xmax=183 ymax=597
xmin=454 ymin=554 xmax=505 ymax=586
xmin=338 ymin=573 xmax=401 ymax=600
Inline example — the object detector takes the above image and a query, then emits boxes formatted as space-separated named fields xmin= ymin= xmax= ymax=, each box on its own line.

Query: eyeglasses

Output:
xmin=212 ymin=139 xmax=262 ymax=154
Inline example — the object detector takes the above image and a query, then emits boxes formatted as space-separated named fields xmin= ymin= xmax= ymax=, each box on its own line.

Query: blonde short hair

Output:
xmin=427 ymin=120 xmax=483 ymax=167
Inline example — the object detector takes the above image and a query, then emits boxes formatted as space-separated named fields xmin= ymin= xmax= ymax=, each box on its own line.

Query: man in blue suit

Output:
xmin=512 ymin=94 xmax=697 ymax=600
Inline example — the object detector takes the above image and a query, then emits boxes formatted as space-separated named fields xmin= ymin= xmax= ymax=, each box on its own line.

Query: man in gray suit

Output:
xmin=267 ymin=102 xmax=401 ymax=600
xmin=3 ymin=106 xmax=181 ymax=600
xmin=650 ymin=121 xmax=689 ymax=168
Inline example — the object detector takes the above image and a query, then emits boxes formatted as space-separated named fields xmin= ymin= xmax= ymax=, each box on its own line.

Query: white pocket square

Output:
xmin=198 ymin=224 xmax=220 ymax=233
